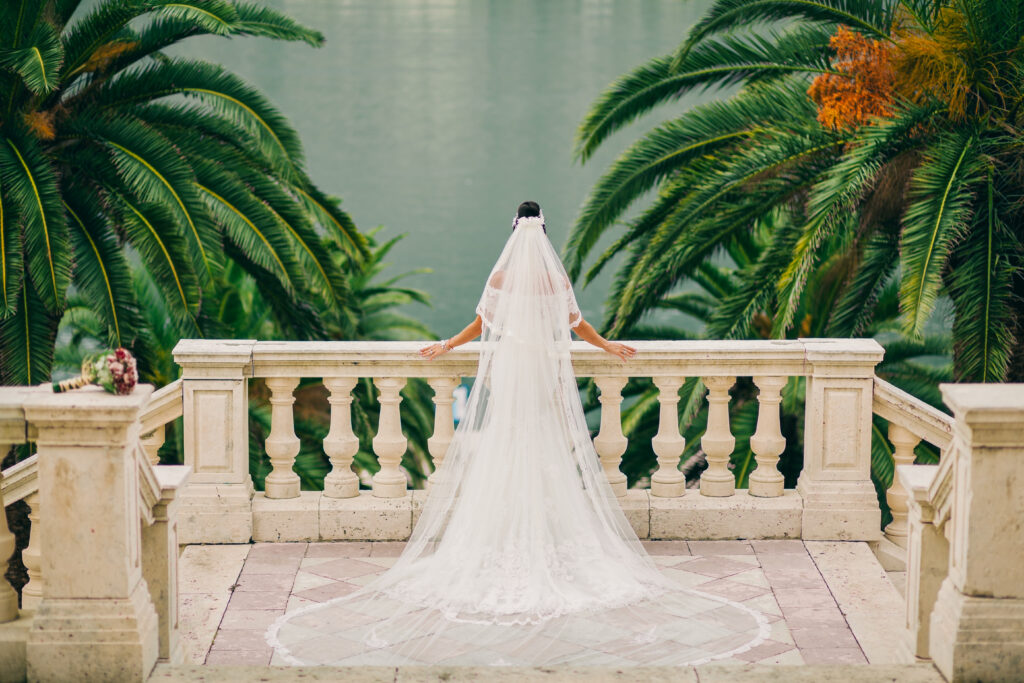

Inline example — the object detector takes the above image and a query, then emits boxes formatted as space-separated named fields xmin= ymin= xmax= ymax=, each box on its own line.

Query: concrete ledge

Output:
xmin=319 ymin=490 xmax=412 ymax=540
xmin=650 ymin=489 xmax=802 ymax=540
xmin=253 ymin=492 xmax=320 ymax=542
xmin=0 ymin=614 xmax=30 ymax=683
xmin=178 ymin=483 xmax=254 ymax=544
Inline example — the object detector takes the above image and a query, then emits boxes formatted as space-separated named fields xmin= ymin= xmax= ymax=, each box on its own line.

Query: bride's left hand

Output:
xmin=419 ymin=342 xmax=448 ymax=360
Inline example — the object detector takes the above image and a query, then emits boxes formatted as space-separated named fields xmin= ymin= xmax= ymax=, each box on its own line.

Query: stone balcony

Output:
xmin=1 ymin=339 xmax=1022 ymax=682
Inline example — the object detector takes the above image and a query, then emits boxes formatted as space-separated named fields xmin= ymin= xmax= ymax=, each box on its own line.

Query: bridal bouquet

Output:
xmin=53 ymin=347 xmax=138 ymax=395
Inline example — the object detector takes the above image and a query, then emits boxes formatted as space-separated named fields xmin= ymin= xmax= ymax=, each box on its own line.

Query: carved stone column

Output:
xmin=323 ymin=377 xmax=360 ymax=499
xmin=19 ymin=492 xmax=42 ymax=611
xmin=24 ymin=385 xmax=159 ymax=682
xmin=263 ymin=377 xmax=301 ymax=499
xmin=749 ymin=376 xmax=787 ymax=497
xmin=426 ymin=377 xmax=459 ymax=490
xmin=700 ymin=376 xmax=736 ymax=497
xmin=884 ymin=422 xmax=921 ymax=547
xmin=650 ymin=376 xmax=685 ymax=498
xmin=372 ymin=377 xmax=408 ymax=498
xmin=593 ymin=376 xmax=628 ymax=497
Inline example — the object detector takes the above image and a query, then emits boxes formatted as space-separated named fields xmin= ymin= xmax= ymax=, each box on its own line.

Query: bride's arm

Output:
xmin=572 ymin=318 xmax=636 ymax=361
xmin=419 ymin=315 xmax=484 ymax=360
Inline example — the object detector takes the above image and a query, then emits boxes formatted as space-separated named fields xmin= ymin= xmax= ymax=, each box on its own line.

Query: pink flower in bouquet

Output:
xmin=54 ymin=347 xmax=138 ymax=395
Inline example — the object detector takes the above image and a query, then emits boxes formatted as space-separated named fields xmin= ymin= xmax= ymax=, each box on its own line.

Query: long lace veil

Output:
xmin=267 ymin=214 xmax=769 ymax=666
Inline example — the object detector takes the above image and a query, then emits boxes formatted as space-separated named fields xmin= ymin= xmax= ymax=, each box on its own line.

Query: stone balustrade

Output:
xmin=0 ymin=385 xmax=190 ymax=683
xmin=897 ymin=384 xmax=1024 ymax=682
xmin=163 ymin=337 xmax=895 ymax=543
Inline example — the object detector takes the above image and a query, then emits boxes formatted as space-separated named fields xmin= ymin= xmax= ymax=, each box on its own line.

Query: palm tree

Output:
xmin=0 ymin=0 xmax=367 ymax=385
xmin=569 ymin=0 xmax=1024 ymax=382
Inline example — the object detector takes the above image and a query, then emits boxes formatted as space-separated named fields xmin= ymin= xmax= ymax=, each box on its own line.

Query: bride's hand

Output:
xmin=603 ymin=341 xmax=636 ymax=361
xmin=419 ymin=341 xmax=448 ymax=360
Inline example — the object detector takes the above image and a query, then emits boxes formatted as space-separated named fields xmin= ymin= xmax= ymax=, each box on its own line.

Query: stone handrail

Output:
xmin=870 ymin=377 xmax=954 ymax=552
xmin=171 ymin=337 xmax=886 ymax=543
xmin=0 ymin=385 xmax=191 ymax=681
xmin=896 ymin=384 xmax=1024 ymax=681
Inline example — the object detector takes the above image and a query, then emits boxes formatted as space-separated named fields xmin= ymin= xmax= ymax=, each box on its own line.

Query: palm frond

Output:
xmin=0 ymin=23 xmax=63 ymax=94
xmin=0 ymin=179 xmax=23 ymax=317
xmin=0 ymin=279 xmax=58 ymax=385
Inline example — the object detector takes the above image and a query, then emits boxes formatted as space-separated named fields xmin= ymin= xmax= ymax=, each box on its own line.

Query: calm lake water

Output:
xmin=178 ymin=0 xmax=712 ymax=336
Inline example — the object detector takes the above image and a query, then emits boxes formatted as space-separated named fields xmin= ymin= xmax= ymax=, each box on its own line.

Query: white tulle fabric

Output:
xmin=266 ymin=216 xmax=769 ymax=666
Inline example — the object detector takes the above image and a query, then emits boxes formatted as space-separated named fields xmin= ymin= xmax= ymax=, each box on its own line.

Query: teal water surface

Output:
xmin=181 ymin=0 xmax=711 ymax=336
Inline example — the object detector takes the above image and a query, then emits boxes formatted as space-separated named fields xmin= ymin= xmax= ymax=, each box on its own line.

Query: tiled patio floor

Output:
xmin=179 ymin=540 xmax=908 ymax=669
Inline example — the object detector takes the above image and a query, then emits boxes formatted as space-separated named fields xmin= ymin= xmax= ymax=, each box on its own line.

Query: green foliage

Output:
xmin=0 ymin=0 xmax=369 ymax=385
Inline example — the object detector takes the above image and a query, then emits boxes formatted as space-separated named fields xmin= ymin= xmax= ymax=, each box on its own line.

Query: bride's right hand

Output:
xmin=603 ymin=341 xmax=636 ymax=362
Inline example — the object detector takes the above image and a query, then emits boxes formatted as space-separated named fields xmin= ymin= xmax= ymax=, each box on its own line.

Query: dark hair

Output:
xmin=514 ymin=201 xmax=545 ymax=233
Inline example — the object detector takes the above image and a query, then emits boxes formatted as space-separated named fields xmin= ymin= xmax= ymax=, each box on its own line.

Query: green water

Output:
xmin=182 ymin=0 xmax=711 ymax=336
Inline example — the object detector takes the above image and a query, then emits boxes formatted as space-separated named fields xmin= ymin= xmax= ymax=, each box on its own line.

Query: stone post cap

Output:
xmin=940 ymin=383 xmax=1024 ymax=446
xmin=0 ymin=385 xmax=50 ymax=441
xmin=23 ymin=384 xmax=154 ymax=445
xmin=173 ymin=339 xmax=255 ymax=377
xmin=799 ymin=338 xmax=885 ymax=376
xmin=897 ymin=464 xmax=939 ymax=520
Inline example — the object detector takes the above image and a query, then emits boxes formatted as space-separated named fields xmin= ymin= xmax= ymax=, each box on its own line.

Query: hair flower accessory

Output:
xmin=512 ymin=211 xmax=546 ymax=231
xmin=54 ymin=347 xmax=139 ymax=395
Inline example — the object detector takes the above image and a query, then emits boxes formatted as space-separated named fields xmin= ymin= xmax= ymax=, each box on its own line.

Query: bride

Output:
xmin=266 ymin=201 xmax=768 ymax=666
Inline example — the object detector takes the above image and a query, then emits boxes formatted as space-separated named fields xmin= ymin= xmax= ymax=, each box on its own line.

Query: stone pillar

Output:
xmin=749 ymin=376 xmax=787 ymax=497
xmin=323 ymin=377 xmax=360 ymax=498
xmin=884 ymin=423 xmax=921 ymax=547
xmin=929 ymin=384 xmax=1024 ymax=682
xmin=797 ymin=339 xmax=884 ymax=540
xmin=700 ymin=376 xmax=736 ymax=497
xmin=593 ymin=376 xmax=628 ymax=497
xmin=650 ymin=376 xmax=685 ymax=498
xmin=24 ymin=385 xmax=159 ymax=683
xmin=172 ymin=339 xmax=255 ymax=543
xmin=897 ymin=464 xmax=948 ymax=661
xmin=263 ymin=377 xmax=301 ymax=499
xmin=142 ymin=465 xmax=190 ymax=663
xmin=19 ymin=492 xmax=42 ymax=611
xmin=372 ymin=377 xmax=408 ymax=498
xmin=426 ymin=377 xmax=459 ymax=490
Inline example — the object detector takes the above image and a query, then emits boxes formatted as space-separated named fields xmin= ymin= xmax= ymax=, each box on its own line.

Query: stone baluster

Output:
xmin=263 ymin=377 xmax=301 ymax=499
xmin=797 ymin=339 xmax=884 ymax=540
xmin=20 ymin=492 xmax=43 ymax=611
xmin=650 ymin=376 xmax=686 ymax=498
xmin=884 ymin=422 xmax=920 ymax=547
xmin=140 ymin=425 xmax=165 ymax=466
xmin=172 ymin=339 xmax=256 ymax=543
xmin=749 ymin=376 xmax=787 ymax=497
xmin=927 ymin=384 xmax=1024 ymax=682
xmin=593 ymin=376 xmax=628 ymax=497
xmin=426 ymin=377 xmax=459 ymax=490
xmin=0 ymin=462 xmax=16 ymax=623
xmin=323 ymin=377 xmax=360 ymax=499
xmin=372 ymin=377 xmax=408 ymax=498
xmin=700 ymin=376 xmax=736 ymax=497
xmin=24 ymin=385 xmax=159 ymax=682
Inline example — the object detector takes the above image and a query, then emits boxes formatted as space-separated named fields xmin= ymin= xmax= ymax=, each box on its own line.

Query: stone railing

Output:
xmin=0 ymin=385 xmax=190 ymax=682
xmin=160 ymin=337 xmax=905 ymax=544
xmin=897 ymin=384 xmax=1024 ymax=682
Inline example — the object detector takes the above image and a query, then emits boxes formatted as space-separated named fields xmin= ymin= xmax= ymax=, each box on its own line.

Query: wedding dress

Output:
xmin=266 ymin=213 xmax=769 ymax=666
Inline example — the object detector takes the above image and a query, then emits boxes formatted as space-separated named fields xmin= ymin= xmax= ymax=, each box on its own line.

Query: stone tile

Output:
xmin=642 ymin=541 xmax=691 ymax=556
xmin=306 ymin=557 xmax=388 ymax=581
xmin=799 ymin=647 xmax=869 ymax=664
xmin=767 ymin=618 xmax=794 ymax=645
xmin=234 ymin=572 xmax=295 ymax=592
xmin=204 ymin=649 xmax=273 ymax=665
xmin=695 ymin=579 xmax=770 ymax=602
xmin=771 ymin=587 xmax=837 ymax=609
xmin=688 ymin=541 xmax=754 ymax=555
xmin=758 ymin=648 xmax=805 ymax=664
xmin=361 ymin=556 xmax=399 ymax=568
xmin=780 ymin=605 xmax=848 ymax=628
xmin=757 ymin=552 xmax=818 ymax=571
xmin=293 ymin=580 xmax=362 ymax=603
xmin=751 ymin=540 xmax=807 ymax=554
xmin=305 ymin=542 xmax=372 ymax=558
xmin=210 ymin=628 xmax=274 ymax=652
xmin=369 ymin=541 xmax=407 ymax=556
xmin=760 ymin=565 xmax=827 ymax=590
xmin=179 ymin=545 xmax=251 ymax=594
xmin=291 ymin=570 xmax=335 ymax=592
xmin=728 ymin=568 xmax=771 ymax=588
xmin=286 ymin=595 xmax=318 ymax=613
xmin=178 ymin=592 xmax=230 ymax=665
xmin=672 ymin=556 xmax=753 ymax=579
xmin=219 ymin=608 xmax=285 ymax=630
xmin=239 ymin=557 xmax=303 ymax=576
xmin=733 ymin=639 xmax=795 ymax=663
xmin=789 ymin=626 xmax=860 ymax=650
xmin=248 ymin=542 xmax=308 ymax=559
xmin=227 ymin=590 xmax=290 ymax=611
xmin=740 ymin=592 xmax=783 ymax=618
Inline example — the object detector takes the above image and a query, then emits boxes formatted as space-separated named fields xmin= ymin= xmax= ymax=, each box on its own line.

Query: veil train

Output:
xmin=266 ymin=214 xmax=769 ymax=666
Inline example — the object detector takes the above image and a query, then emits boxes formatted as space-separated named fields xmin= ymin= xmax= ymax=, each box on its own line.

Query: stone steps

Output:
xmin=151 ymin=663 xmax=945 ymax=682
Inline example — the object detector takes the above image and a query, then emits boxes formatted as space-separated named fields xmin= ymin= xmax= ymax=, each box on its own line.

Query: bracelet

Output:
xmin=440 ymin=339 xmax=451 ymax=352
